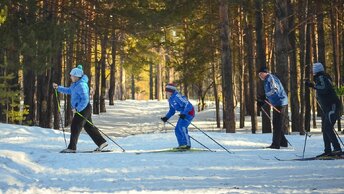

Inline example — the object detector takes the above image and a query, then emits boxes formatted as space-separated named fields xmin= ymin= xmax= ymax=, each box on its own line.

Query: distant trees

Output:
xmin=0 ymin=0 xmax=343 ymax=135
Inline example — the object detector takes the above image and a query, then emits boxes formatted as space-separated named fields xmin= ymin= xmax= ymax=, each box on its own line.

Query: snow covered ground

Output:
xmin=1 ymin=100 xmax=344 ymax=193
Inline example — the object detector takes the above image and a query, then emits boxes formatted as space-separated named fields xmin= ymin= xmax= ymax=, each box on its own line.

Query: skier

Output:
xmin=161 ymin=83 xmax=195 ymax=150
xmin=53 ymin=65 xmax=108 ymax=153
xmin=305 ymin=62 xmax=343 ymax=157
xmin=257 ymin=66 xmax=289 ymax=149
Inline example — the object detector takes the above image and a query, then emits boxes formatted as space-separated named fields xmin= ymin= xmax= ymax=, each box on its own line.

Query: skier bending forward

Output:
xmin=161 ymin=83 xmax=195 ymax=150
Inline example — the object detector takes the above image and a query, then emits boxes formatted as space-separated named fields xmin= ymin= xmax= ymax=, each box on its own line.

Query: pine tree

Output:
xmin=0 ymin=66 xmax=28 ymax=124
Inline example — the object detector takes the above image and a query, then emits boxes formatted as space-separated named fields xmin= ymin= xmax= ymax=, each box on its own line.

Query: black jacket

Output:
xmin=313 ymin=72 xmax=342 ymax=114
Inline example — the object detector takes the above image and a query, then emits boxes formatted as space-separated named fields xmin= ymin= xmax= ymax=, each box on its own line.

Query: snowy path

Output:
xmin=1 ymin=100 xmax=344 ymax=193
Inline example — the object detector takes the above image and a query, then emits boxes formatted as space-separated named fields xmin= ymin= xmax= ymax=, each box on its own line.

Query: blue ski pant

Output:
xmin=175 ymin=117 xmax=193 ymax=147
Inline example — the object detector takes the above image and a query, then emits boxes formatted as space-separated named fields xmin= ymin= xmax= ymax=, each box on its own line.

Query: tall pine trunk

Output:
xmin=298 ymin=0 xmax=307 ymax=133
xmin=37 ymin=69 xmax=52 ymax=128
xmin=275 ymin=0 xmax=290 ymax=134
xmin=304 ymin=3 xmax=313 ymax=133
xmin=149 ymin=63 xmax=154 ymax=100
xmin=53 ymin=44 xmax=62 ymax=129
xmin=119 ymin=46 xmax=126 ymax=101
xmin=131 ymin=73 xmax=135 ymax=99
xmin=100 ymin=34 xmax=107 ymax=113
xmin=219 ymin=0 xmax=235 ymax=133
xmin=156 ymin=59 xmax=162 ymax=100
xmin=288 ymin=0 xmax=301 ymax=133
xmin=243 ymin=0 xmax=257 ymax=133
xmin=109 ymin=31 xmax=117 ymax=105
xmin=255 ymin=0 xmax=271 ymax=133
xmin=93 ymin=35 xmax=100 ymax=114
xmin=23 ymin=58 xmax=36 ymax=126
xmin=330 ymin=0 xmax=342 ymax=132
xmin=238 ymin=6 xmax=246 ymax=129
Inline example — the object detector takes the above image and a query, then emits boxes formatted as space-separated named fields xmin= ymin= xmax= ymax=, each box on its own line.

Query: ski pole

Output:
xmin=76 ymin=112 xmax=125 ymax=152
xmin=55 ymin=89 xmax=67 ymax=147
xmin=165 ymin=121 xmax=214 ymax=152
xmin=315 ymin=99 xmax=344 ymax=147
xmin=302 ymin=132 xmax=312 ymax=159
xmin=260 ymin=106 xmax=271 ymax=120
xmin=264 ymin=100 xmax=281 ymax=113
xmin=188 ymin=122 xmax=232 ymax=154
xmin=261 ymin=100 xmax=311 ymax=158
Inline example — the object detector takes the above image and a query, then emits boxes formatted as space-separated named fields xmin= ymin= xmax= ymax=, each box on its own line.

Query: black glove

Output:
xmin=257 ymin=95 xmax=266 ymax=107
xmin=161 ymin=117 xmax=168 ymax=122
xmin=305 ymin=80 xmax=314 ymax=88
xmin=179 ymin=114 xmax=186 ymax=119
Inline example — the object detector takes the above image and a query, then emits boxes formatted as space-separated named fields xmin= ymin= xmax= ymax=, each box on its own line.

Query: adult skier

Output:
xmin=53 ymin=65 xmax=108 ymax=153
xmin=305 ymin=62 xmax=343 ymax=157
xmin=161 ymin=83 xmax=195 ymax=150
xmin=257 ymin=66 xmax=289 ymax=149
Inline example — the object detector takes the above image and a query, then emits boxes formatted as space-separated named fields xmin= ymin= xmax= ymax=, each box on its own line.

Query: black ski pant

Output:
xmin=272 ymin=105 xmax=288 ymax=148
xmin=321 ymin=103 xmax=341 ymax=153
xmin=67 ymin=104 xmax=106 ymax=150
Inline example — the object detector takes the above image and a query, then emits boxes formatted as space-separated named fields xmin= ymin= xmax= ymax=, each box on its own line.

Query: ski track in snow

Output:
xmin=0 ymin=100 xmax=344 ymax=194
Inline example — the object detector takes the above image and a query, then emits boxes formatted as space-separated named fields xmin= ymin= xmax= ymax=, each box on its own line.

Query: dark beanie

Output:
xmin=258 ymin=66 xmax=268 ymax=73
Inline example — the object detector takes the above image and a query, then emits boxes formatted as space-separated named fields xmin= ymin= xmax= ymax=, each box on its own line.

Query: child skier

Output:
xmin=161 ymin=83 xmax=195 ymax=150
xmin=53 ymin=65 xmax=108 ymax=153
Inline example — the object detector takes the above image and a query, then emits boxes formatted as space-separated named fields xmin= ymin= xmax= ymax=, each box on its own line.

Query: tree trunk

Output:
xmin=213 ymin=75 xmax=220 ymax=128
xmin=238 ymin=6 xmax=246 ymax=129
xmin=255 ymin=0 xmax=271 ymax=133
xmin=53 ymin=44 xmax=62 ymax=129
xmin=23 ymin=58 xmax=36 ymax=126
xmin=119 ymin=50 xmax=126 ymax=100
xmin=156 ymin=61 xmax=162 ymax=101
xmin=208 ymin=1 xmax=220 ymax=128
xmin=211 ymin=47 xmax=220 ymax=128
xmin=37 ymin=69 xmax=52 ymax=128
xmin=219 ymin=0 xmax=235 ymax=133
xmin=275 ymin=0 xmax=290 ymax=134
xmin=288 ymin=0 xmax=300 ymax=133
xmin=298 ymin=0 xmax=307 ymax=134
xmin=330 ymin=0 xmax=342 ymax=132
xmin=0 ymin=50 xmax=4 ymax=122
xmin=311 ymin=22 xmax=317 ymax=128
xmin=149 ymin=63 xmax=154 ymax=100
xmin=100 ymin=34 xmax=107 ymax=113
xmin=316 ymin=2 xmax=326 ymax=67
xmin=131 ymin=73 xmax=135 ymax=99
xmin=93 ymin=35 xmax=100 ymax=114
xmin=304 ymin=5 xmax=313 ymax=133
xmin=244 ymin=0 xmax=257 ymax=134
xmin=109 ymin=31 xmax=117 ymax=105
xmin=85 ymin=21 xmax=92 ymax=88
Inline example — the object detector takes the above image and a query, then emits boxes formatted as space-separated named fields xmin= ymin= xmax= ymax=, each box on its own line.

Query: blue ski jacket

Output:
xmin=58 ymin=75 xmax=90 ymax=112
xmin=263 ymin=73 xmax=288 ymax=107
xmin=165 ymin=91 xmax=195 ymax=120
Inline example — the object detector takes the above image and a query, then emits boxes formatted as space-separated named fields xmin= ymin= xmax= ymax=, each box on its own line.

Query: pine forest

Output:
xmin=0 ymin=0 xmax=343 ymax=134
